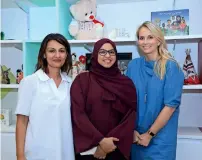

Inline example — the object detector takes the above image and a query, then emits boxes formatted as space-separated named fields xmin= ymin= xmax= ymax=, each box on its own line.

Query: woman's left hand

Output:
xmin=138 ymin=132 xmax=152 ymax=147
xmin=94 ymin=146 xmax=107 ymax=159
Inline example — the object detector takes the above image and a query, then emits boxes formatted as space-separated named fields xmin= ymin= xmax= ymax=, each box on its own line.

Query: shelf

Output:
xmin=1 ymin=125 xmax=201 ymax=140
xmin=67 ymin=0 xmax=157 ymax=5
xmin=69 ymin=35 xmax=202 ymax=44
xmin=24 ymin=35 xmax=202 ymax=45
xmin=178 ymin=127 xmax=202 ymax=140
xmin=69 ymin=38 xmax=135 ymax=44
xmin=0 ymin=124 xmax=16 ymax=133
xmin=165 ymin=35 xmax=202 ymax=43
xmin=0 ymin=40 xmax=22 ymax=43
xmin=0 ymin=40 xmax=23 ymax=50
xmin=0 ymin=84 xmax=19 ymax=89
xmin=183 ymin=85 xmax=202 ymax=90
xmin=97 ymin=0 xmax=157 ymax=4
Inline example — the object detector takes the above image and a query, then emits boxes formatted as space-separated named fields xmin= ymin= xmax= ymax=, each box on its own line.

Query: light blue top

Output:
xmin=126 ymin=57 xmax=184 ymax=160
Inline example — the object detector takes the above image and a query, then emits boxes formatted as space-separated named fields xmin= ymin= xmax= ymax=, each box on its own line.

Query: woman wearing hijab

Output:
xmin=70 ymin=38 xmax=137 ymax=160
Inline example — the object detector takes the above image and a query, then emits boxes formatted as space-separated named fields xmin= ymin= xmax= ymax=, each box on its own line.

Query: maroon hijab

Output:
xmin=90 ymin=38 xmax=137 ymax=111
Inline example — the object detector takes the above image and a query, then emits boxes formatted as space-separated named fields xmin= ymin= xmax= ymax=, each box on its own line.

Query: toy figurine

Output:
xmin=1 ymin=66 xmax=11 ymax=84
xmin=16 ymin=65 xmax=23 ymax=84
xmin=183 ymin=49 xmax=200 ymax=85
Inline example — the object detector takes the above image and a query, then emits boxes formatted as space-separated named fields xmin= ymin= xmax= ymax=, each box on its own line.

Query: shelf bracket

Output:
xmin=84 ymin=44 xmax=93 ymax=52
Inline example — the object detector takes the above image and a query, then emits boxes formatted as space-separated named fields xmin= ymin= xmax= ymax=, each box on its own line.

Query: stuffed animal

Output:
xmin=78 ymin=55 xmax=86 ymax=73
xmin=1 ymin=66 xmax=11 ymax=84
xmin=68 ymin=0 xmax=105 ymax=40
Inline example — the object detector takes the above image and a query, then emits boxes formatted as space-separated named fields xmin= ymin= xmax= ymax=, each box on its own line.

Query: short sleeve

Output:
xmin=15 ymin=75 xmax=37 ymax=116
xmin=164 ymin=61 xmax=185 ymax=108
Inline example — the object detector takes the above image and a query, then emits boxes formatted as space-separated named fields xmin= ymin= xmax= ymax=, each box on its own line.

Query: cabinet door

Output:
xmin=177 ymin=139 xmax=202 ymax=160
xmin=1 ymin=133 xmax=16 ymax=160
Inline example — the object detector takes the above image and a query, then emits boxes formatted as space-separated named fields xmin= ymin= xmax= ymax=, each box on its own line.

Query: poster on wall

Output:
xmin=151 ymin=9 xmax=189 ymax=36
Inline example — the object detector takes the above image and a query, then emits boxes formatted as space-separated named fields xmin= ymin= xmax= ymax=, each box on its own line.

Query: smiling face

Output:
xmin=137 ymin=26 xmax=160 ymax=56
xmin=45 ymin=40 xmax=67 ymax=70
xmin=97 ymin=43 xmax=116 ymax=68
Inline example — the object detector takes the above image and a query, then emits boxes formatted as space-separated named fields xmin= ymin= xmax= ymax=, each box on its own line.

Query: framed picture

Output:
xmin=151 ymin=9 xmax=189 ymax=36
xmin=85 ymin=52 xmax=132 ymax=75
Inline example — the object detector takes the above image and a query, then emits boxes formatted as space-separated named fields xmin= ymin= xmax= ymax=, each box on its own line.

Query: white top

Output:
xmin=15 ymin=69 xmax=75 ymax=160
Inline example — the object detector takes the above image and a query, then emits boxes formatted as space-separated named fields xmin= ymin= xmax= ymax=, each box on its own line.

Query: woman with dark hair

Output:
xmin=15 ymin=33 xmax=75 ymax=160
xmin=71 ymin=38 xmax=137 ymax=160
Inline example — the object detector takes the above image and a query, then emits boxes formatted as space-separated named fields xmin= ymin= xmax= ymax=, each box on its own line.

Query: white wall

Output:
xmin=1 ymin=8 xmax=28 ymax=40
xmin=97 ymin=0 xmax=202 ymax=37
xmin=1 ymin=47 xmax=23 ymax=122
xmin=1 ymin=0 xmax=202 ymax=40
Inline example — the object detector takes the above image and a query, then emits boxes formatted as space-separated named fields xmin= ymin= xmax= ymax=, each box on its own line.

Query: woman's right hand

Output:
xmin=133 ymin=130 xmax=141 ymax=143
xmin=99 ymin=137 xmax=119 ymax=153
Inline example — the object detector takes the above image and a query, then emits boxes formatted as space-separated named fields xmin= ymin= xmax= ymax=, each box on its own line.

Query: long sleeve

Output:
xmin=107 ymin=107 xmax=136 ymax=158
xmin=70 ymin=73 xmax=104 ymax=153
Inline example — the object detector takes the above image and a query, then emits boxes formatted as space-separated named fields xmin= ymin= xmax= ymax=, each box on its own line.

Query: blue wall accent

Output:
xmin=24 ymin=42 xmax=40 ymax=76
xmin=57 ymin=0 xmax=72 ymax=39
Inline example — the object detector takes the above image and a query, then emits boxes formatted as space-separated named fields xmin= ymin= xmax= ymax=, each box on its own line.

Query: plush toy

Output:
xmin=1 ymin=66 xmax=11 ymax=84
xmin=71 ymin=53 xmax=80 ymax=80
xmin=68 ymin=0 xmax=105 ymax=40
xmin=78 ymin=55 xmax=86 ymax=73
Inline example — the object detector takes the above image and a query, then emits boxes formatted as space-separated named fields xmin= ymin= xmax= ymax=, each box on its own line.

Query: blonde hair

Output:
xmin=136 ymin=21 xmax=177 ymax=79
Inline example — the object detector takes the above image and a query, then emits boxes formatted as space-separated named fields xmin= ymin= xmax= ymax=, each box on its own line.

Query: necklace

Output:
xmin=144 ymin=80 xmax=148 ymax=103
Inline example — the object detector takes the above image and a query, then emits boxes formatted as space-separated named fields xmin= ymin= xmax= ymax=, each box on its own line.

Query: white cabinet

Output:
xmin=1 ymin=133 xmax=16 ymax=160
xmin=177 ymin=138 xmax=202 ymax=160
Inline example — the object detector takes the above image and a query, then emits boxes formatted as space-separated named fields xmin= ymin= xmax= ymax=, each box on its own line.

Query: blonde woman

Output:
xmin=126 ymin=21 xmax=184 ymax=160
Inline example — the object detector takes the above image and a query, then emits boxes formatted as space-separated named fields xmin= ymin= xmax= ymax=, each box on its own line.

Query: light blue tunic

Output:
xmin=126 ymin=57 xmax=184 ymax=160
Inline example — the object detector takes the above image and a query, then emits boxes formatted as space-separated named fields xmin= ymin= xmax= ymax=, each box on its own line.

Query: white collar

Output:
xmin=36 ymin=69 xmax=71 ymax=83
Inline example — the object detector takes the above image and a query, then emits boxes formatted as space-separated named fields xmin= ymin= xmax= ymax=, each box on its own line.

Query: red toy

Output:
xmin=183 ymin=49 xmax=200 ymax=85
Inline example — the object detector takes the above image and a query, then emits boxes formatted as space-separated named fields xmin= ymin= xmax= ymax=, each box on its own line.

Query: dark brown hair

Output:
xmin=35 ymin=33 xmax=72 ymax=73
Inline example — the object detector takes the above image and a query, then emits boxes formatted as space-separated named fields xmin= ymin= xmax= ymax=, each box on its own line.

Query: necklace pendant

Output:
xmin=144 ymin=93 xmax=147 ymax=103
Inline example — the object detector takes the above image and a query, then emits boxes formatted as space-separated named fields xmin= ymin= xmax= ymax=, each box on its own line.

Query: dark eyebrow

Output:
xmin=99 ymin=49 xmax=115 ymax=51
xmin=47 ymin=47 xmax=55 ymax=50
xmin=47 ymin=47 xmax=66 ymax=50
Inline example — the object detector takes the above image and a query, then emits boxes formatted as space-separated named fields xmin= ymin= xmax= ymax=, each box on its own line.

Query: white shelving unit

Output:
xmin=1 ymin=0 xmax=202 ymax=159
xmin=66 ymin=34 xmax=202 ymax=44
xmin=0 ymin=40 xmax=23 ymax=50
xmin=183 ymin=84 xmax=202 ymax=90
xmin=3 ymin=34 xmax=202 ymax=45
xmin=1 ymin=84 xmax=19 ymax=89
xmin=165 ymin=34 xmax=202 ymax=41
xmin=1 ymin=125 xmax=201 ymax=140
xmin=1 ymin=124 xmax=16 ymax=133
xmin=178 ymin=127 xmax=202 ymax=140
